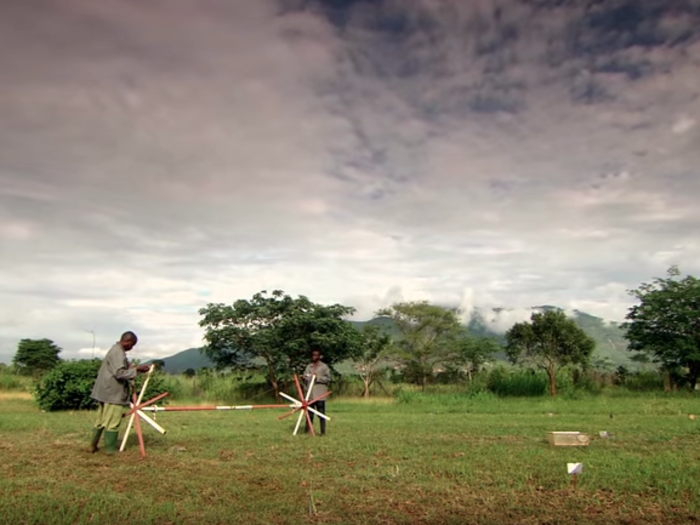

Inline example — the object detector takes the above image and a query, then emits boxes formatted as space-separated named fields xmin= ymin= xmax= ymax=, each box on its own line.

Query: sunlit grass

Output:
xmin=1 ymin=392 xmax=699 ymax=524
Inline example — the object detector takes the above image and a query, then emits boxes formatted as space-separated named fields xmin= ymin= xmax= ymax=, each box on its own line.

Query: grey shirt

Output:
xmin=303 ymin=361 xmax=332 ymax=400
xmin=91 ymin=343 xmax=137 ymax=406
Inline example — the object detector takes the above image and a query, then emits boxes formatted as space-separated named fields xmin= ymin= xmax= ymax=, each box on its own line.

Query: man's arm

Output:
xmin=317 ymin=363 xmax=332 ymax=385
xmin=302 ymin=364 xmax=313 ymax=382
xmin=105 ymin=348 xmax=137 ymax=381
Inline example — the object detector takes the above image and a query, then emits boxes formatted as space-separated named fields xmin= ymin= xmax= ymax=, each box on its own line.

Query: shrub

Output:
xmin=35 ymin=359 xmax=170 ymax=411
xmin=625 ymin=371 xmax=665 ymax=392
xmin=487 ymin=366 xmax=549 ymax=396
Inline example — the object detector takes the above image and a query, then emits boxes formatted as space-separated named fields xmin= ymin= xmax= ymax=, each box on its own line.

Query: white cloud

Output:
xmin=1 ymin=0 xmax=700 ymax=362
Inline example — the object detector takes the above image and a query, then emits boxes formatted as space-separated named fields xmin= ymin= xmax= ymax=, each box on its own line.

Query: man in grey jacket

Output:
xmin=89 ymin=331 xmax=150 ymax=454
xmin=303 ymin=349 xmax=332 ymax=435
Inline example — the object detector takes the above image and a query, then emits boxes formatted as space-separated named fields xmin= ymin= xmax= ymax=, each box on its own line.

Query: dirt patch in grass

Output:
xmin=0 ymin=392 xmax=33 ymax=401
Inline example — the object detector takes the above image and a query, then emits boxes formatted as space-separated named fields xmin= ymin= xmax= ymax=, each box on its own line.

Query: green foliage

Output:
xmin=355 ymin=324 xmax=393 ymax=397
xmin=199 ymin=290 xmax=362 ymax=396
xmin=376 ymin=301 xmax=463 ymax=389
xmin=447 ymin=332 xmax=500 ymax=380
xmin=624 ymin=371 xmax=666 ymax=392
xmin=12 ymin=338 xmax=62 ymax=376
xmin=486 ymin=366 xmax=549 ymax=396
xmin=623 ymin=266 xmax=700 ymax=388
xmin=505 ymin=309 xmax=596 ymax=396
xmin=35 ymin=360 xmax=101 ymax=411
xmin=35 ymin=359 xmax=170 ymax=412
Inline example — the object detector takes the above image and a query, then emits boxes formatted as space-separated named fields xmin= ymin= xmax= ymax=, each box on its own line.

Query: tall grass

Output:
xmin=0 ymin=368 xmax=33 ymax=391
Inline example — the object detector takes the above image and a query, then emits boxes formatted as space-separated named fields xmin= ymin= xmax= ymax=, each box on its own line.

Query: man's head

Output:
xmin=311 ymin=349 xmax=322 ymax=363
xmin=120 ymin=331 xmax=138 ymax=351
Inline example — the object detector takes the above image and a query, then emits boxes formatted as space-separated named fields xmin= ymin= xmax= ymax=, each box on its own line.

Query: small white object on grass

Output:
xmin=567 ymin=463 xmax=583 ymax=475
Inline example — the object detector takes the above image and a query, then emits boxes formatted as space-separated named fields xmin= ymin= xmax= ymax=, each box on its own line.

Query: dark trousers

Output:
xmin=305 ymin=400 xmax=326 ymax=435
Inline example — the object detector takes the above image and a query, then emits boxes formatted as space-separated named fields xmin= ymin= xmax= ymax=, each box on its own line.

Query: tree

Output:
xmin=199 ymin=290 xmax=362 ymax=398
xmin=448 ymin=331 xmax=500 ymax=382
xmin=356 ymin=324 xmax=393 ymax=398
xmin=376 ymin=301 xmax=463 ymax=390
xmin=13 ymin=338 xmax=62 ymax=376
xmin=505 ymin=310 xmax=595 ymax=396
xmin=623 ymin=266 xmax=700 ymax=389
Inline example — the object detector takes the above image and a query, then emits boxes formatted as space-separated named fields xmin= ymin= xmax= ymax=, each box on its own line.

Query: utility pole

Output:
xmin=86 ymin=330 xmax=95 ymax=359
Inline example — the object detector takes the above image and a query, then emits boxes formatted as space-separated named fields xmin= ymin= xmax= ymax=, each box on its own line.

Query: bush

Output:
xmin=487 ymin=366 xmax=549 ymax=396
xmin=625 ymin=371 xmax=665 ymax=392
xmin=35 ymin=359 xmax=170 ymax=411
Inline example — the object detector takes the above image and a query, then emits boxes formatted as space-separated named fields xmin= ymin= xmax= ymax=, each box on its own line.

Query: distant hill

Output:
xmin=465 ymin=306 xmax=632 ymax=368
xmin=147 ymin=347 xmax=214 ymax=374
xmin=155 ymin=307 xmax=633 ymax=373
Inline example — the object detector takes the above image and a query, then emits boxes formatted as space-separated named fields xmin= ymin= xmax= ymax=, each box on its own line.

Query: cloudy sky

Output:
xmin=1 ymin=0 xmax=699 ymax=362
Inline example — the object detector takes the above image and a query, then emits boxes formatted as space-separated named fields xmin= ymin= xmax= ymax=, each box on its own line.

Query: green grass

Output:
xmin=1 ymin=392 xmax=699 ymax=524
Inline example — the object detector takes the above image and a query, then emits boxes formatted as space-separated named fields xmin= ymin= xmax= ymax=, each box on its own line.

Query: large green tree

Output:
xmin=376 ymin=301 xmax=462 ymax=390
xmin=13 ymin=338 xmax=62 ymax=376
xmin=199 ymin=290 xmax=362 ymax=397
xmin=355 ymin=324 xmax=393 ymax=398
xmin=447 ymin=331 xmax=500 ymax=382
xmin=505 ymin=310 xmax=595 ymax=396
xmin=623 ymin=266 xmax=700 ymax=389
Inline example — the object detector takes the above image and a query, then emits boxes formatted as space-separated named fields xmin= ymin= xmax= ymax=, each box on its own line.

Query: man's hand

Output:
xmin=136 ymin=364 xmax=151 ymax=373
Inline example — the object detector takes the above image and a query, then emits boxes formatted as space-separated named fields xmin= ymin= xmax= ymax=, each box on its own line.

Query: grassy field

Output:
xmin=1 ymin=391 xmax=699 ymax=525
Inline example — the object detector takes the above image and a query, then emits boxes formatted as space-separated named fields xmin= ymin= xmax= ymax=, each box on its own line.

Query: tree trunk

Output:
xmin=362 ymin=374 xmax=372 ymax=398
xmin=664 ymin=370 xmax=673 ymax=392
xmin=547 ymin=363 xmax=557 ymax=396
xmin=688 ymin=360 xmax=700 ymax=391
xmin=266 ymin=362 xmax=281 ymax=401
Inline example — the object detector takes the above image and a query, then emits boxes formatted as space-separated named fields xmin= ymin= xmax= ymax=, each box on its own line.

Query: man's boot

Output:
xmin=89 ymin=428 xmax=103 ymax=453
xmin=104 ymin=431 xmax=119 ymax=455
xmin=320 ymin=418 xmax=326 ymax=436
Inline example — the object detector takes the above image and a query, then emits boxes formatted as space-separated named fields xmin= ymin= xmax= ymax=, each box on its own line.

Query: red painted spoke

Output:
xmin=134 ymin=402 xmax=147 ymax=458
xmin=307 ymin=390 xmax=332 ymax=406
xmin=278 ymin=406 xmax=303 ymax=420
xmin=294 ymin=375 xmax=306 ymax=401
xmin=304 ymin=406 xmax=315 ymax=436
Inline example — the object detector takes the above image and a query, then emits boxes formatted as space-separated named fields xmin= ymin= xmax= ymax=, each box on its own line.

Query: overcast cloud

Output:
xmin=1 ymin=0 xmax=699 ymax=362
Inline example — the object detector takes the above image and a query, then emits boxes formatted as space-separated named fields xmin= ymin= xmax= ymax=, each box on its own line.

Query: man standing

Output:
xmin=89 ymin=331 xmax=150 ymax=454
xmin=303 ymin=349 xmax=332 ymax=435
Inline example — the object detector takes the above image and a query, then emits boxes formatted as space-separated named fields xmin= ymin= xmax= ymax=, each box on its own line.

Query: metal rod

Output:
xmin=137 ymin=410 xmax=166 ymax=434
xmin=141 ymin=403 xmax=296 ymax=412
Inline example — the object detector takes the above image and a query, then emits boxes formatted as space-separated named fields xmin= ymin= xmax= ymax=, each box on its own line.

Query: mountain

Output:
xmin=154 ymin=307 xmax=633 ymax=372
xmin=465 ymin=306 xmax=632 ymax=368
xmin=147 ymin=347 xmax=214 ymax=374
xmin=355 ymin=306 xmax=633 ymax=368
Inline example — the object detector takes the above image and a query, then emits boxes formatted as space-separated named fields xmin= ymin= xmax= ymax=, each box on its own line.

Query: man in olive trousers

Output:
xmin=89 ymin=331 xmax=150 ymax=454
xmin=303 ymin=349 xmax=332 ymax=435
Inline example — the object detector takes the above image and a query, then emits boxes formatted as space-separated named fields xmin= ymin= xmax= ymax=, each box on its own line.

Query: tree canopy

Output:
xmin=447 ymin=331 xmax=500 ymax=382
xmin=376 ymin=301 xmax=463 ymax=389
xmin=623 ymin=266 xmax=700 ymax=389
xmin=12 ymin=338 xmax=62 ymax=376
xmin=199 ymin=290 xmax=362 ymax=397
xmin=505 ymin=309 xmax=595 ymax=396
